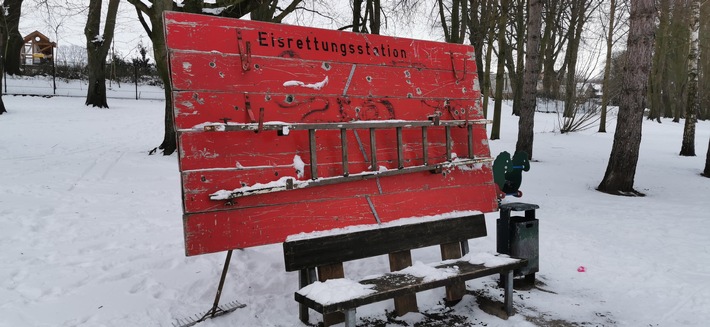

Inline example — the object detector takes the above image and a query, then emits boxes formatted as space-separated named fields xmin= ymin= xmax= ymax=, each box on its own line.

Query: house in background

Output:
xmin=22 ymin=31 xmax=56 ymax=65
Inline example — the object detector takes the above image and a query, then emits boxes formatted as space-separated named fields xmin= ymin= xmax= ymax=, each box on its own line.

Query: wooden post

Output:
xmin=388 ymin=250 xmax=418 ymax=315
xmin=317 ymin=263 xmax=345 ymax=326
xmin=440 ymin=242 xmax=466 ymax=303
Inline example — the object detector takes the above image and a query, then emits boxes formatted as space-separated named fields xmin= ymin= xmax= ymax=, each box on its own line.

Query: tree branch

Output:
xmin=133 ymin=5 xmax=153 ymax=38
xmin=273 ymin=0 xmax=304 ymax=23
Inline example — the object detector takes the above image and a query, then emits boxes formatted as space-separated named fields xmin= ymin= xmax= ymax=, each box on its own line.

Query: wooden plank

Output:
xmin=169 ymin=51 xmax=479 ymax=99
xmin=186 ymin=184 xmax=497 ymax=256
xmin=184 ymin=198 xmax=376 ymax=256
xmin=317 ymin=263 xmax=346 ymax=326
xmin=388 ymin=251 xmax=418 ymax=316
xmin=172 ymin=92 xmax=484 ymax=130
xmin=283 ymin=214 xmax=487 ymax=271
xmin=295 ymin=259 xmax=527 ymax=314
xmin=164 ymin=12 xmax=477 ymax=71
xmin=440 ymin=242 xmax=466 ymax=303
xmin=176 ymin=127 xmax=482 ymax=171
xmin=181 ymin=167 xmax=496 ymax=215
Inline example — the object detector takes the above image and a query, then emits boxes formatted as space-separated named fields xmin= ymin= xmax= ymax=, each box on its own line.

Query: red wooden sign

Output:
xmin=164 ymin=12 xmax=498 ymax=256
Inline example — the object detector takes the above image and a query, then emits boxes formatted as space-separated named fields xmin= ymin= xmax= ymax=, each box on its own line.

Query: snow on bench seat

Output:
xmin=295 ymin=253 xmax=525 ymax=315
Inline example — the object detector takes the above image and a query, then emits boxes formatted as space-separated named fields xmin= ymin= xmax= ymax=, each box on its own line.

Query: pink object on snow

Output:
xmin=577 ymin=266 xmax=586 ymax=272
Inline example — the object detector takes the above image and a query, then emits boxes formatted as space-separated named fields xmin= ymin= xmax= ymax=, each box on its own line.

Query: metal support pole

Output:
xmin=504 ymin=270 xmax=514 ymax=316
xmin=309 ymin=129 xmax=318 ymax=179
xmin=340 ymin=129 xmax=349 ymax=176
xmin=445 ymin=126 xmax=452 ymax=161
xmin=208 ymin=249 xmax=233 ymax=318
xmin=422 ymin=126 xmax=428 ymax=166
xmin=369 ymin=128 xmax=377 ymax=171
xmin=344 ymin=309 xmax=357 ymax=327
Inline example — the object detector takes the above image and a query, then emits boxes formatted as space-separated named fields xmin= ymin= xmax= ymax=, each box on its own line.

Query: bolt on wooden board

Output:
xmin=164 ymin=12 xmax=498 ymax=256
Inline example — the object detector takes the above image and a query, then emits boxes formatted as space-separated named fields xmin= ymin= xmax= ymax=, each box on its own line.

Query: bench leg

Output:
xmin=440 ymin=242 xmax=466 ymax=303
xmin=504 ymin=270 xmax=514 ymax=316
xmin=318 ymin=263 xmax=345 ymax=326
xmin=344 ymin=309 xmax=357 ymax=327
xmin=298 ymin=268 xmax=316 ymax=324
xmin=389 ymin=251 xmax=418 ymax=315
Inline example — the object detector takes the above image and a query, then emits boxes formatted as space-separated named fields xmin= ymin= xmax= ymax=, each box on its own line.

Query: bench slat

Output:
xmin=283 ymin=214 xmax=487 ymax=271
xmin=295 ymin=258 xmax=526 ymax=314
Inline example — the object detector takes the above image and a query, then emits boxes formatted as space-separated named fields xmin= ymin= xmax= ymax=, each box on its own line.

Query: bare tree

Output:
xmin=679 ymin=0 xmax=700 ymax=156
xmin=437 ymin=0 xmax=468 ymax=43
xmin=84 ymin=0 xmax=120 ymax=108
xmin=539 ymin=0 xmax=570 ymax=98
xmin=35 ymin=1 xmax=86 ymax=94
xmin=597 ymin=0 xmax=656 ymax=196
xmin=598 ymin=0 xmax=626 ymax=132
xmin=504 ymin=0 xmax=526 ymax=116
xmin=515 ymin=0 xmax=543 ymax=159
xmin=491 ymin=0 xmax=509 ymax=140
xmin=348 ymin=0 xmax=384 ymax=34
xmin=562 ymin=0 xmax=599 ymax=118
xmin=648 ymin=0 xmax=670 ymax=122
xmin=127 ymin=0 xmax=303 ymax=155
xmin=468 ymin=0 xmax=497 ymax=118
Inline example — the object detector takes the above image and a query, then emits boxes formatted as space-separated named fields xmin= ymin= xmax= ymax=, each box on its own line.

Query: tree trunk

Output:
xmin=563 ymin=0 xmax=587 ymax=118
xmin=86 ymin=56 xmax=109 ymax=108
xmin=0 ymin=16 xmax=6 ymax=115
xmin=491 ymin=0 xmax=508 ymax=140
xmin=128 ymin=0 xmax=301 ymax=155
xmin=597 ymin=0 xmax=656 ymax=196
xmin=85 ymin=0 xmax=120 ymax=108
xmin=648 ymin=0 xmax=669 ymax=122
xmin=599 ymin=0 xmax=617 ymax=133
xmin=250 ymin=0 xmax=277 ymax=21
xmin=150 ymin=0 xmax=177 ymax=155
xmin=510 ymin=0 xmax=526 ymax=116
xmin=468 ymin=0 xmax=487 ymax=111
xmin=3 ymin=0 xmax=23 ymax=75
xmin=353 ymin=0 xmax=363 ymax=32
xmin=482 ymin=3 xmax=497 ymax=118
xmin=368 ymin=0 xmax=381 ymax=35
xmin=516 ymin=0 xmax=542 ymax=159
xmin=0 ymin=57 xmax=5 ymax=114
xmin=540 ymin=0 xmax=561 ymax=99
xmin=704 ymin=137 xmax=710 ymax=177
xmin=679 ymin=0 xmax=699 ymax=156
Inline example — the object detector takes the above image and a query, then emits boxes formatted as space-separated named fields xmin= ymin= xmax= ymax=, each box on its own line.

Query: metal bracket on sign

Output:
xmin=428 ymin=112 xmax=441 ymax=126
xmin=236 ymin=30 xmax=251 ymax=71
xmin=450 ymin=53 xmax=466 ymax=82
xmin=244 ymin=95 xmax=264 ymax=133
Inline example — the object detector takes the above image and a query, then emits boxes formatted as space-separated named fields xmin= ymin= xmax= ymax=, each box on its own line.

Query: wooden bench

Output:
xmin=283 ymin=213 xmax=526 ymax=326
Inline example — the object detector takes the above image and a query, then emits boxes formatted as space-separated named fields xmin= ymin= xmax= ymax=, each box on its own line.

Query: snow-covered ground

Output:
xmin=3 ymin=75 xmax=164 ymax=100
xmin=1 ymin=91 xmax=709 ymax=327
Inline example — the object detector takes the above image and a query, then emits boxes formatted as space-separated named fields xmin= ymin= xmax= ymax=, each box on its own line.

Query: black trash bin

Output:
xmin=497 ymin=202 xmax=539 ymax=284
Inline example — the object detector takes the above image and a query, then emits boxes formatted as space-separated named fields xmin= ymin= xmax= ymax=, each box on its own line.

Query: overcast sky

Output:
xmin=17 ymin=1 xmax=442 ymax=64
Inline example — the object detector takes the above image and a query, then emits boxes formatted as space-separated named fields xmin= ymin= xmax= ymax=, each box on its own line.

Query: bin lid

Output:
xmin=499 ymin=202 xmax=539 ymax=212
